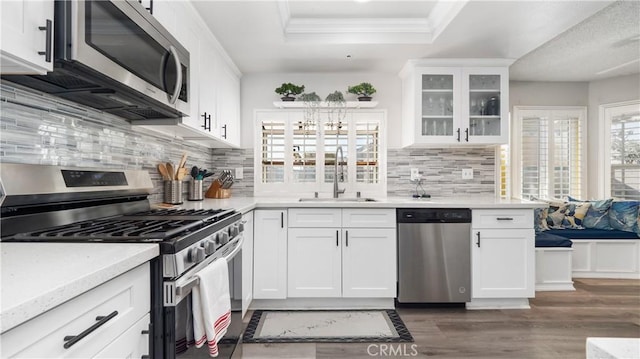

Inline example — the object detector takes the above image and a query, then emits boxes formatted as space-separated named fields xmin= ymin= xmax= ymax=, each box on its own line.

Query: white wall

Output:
xmin=240 ymin=72 xmax=403 ymax=148
xmin=509 ymin=81 xmax=589 ymax=111
xmin=587 ymin=74 xmax=640 ymax=197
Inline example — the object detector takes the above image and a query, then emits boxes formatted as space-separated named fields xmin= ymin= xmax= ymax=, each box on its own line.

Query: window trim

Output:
xmin=598 ymin=100 xmax=640 ymax=198
xmin=511 ymin=106 xmax=587 ymax=200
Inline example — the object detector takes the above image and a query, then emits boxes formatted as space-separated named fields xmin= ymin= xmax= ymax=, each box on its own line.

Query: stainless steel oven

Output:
xmin=3 ymin=0 xmax=190 ymax=121
xmin=0 ymin=164 xmax=244 ymax=359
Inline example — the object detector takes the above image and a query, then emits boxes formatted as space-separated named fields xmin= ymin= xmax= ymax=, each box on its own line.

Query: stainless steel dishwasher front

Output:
xmin=397 ymin=208 xmax=472 ymax=303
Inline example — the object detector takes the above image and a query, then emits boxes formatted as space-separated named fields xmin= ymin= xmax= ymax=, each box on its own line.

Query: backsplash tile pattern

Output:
xmin=210 ymin=148 xmax=254 ymax=197
xmin=0 ymin=82 xmax=214 ymax=203
xmin=386 ymin=148 xmax=496 ymax=198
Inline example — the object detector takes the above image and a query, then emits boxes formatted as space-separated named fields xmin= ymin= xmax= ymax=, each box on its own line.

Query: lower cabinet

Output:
xmin=241 ymin=211 xmax=254 ymax=317
xmin=471 ymin=209 xmax=535 ymax=299
xmin=253 ymin=209 xmax=288 ymax=299
xmin=286 ymin=209 xmax=396 ymax=298
xmin=1 ymin=263 xmax=151 ymax=358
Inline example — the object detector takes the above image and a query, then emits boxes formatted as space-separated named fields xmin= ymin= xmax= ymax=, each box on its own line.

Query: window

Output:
xmin=512 ymin=107 xmax=586 ymax=200
xmin=601 ymin=100 xmax=640 ymax=200
xmin=255 ymin=110 xmax=386 ymax=196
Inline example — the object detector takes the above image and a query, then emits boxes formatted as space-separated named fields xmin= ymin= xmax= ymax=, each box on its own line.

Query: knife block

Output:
xmin=205 ymin=179 xmax=231 ymax=199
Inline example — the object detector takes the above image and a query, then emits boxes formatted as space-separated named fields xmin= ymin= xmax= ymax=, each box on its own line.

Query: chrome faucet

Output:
xmin=333 ymin=146 xmax=345 ymax=198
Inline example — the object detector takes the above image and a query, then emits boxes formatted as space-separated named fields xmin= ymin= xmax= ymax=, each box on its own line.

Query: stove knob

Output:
xmin=218 ymin=231 xmax=229 ymax=245
xmin=188 ymin=247 xmax=205 ymax=263
xmin=230 ymin=225 xmax=239 ymax=237
xmin=201 ymin=240 xmax=216 ymax=255
xmin=238 ymin=222 xmax=245 ymax=233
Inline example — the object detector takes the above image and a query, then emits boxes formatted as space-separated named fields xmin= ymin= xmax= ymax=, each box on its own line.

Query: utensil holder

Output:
xmin=205 ymin=180 xmax=231 ymax=199
xmin=188 ymin=179 xmax=203 ymax=201
xmin=163 ymin=180 xmax=183 ymax=204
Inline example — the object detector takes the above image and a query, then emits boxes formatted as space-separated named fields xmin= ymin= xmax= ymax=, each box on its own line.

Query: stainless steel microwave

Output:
xmin=3 ymin=0 xmax=190 ymax=120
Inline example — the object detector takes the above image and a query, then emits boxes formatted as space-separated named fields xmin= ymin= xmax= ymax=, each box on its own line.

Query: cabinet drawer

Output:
xmin=94 ymin=314 xmax=150 ymax=358
xmin=342 ymin=209 xmax=396 ymax=228
xmin=472 ymin=209 xmax=533 ymax=229
xmin=1 ymin=263 xmax=150 ymax=358
xmin=288 ymin=208 xmax=342 ymax=227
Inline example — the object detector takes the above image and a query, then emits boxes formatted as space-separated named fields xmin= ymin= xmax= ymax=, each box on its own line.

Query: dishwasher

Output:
xmin=397 ymin=208 xmax=472 ymax=303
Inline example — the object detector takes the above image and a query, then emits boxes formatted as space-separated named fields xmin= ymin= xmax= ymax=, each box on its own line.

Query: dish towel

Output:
xmin=192 ymin=259 xmax=231 ymax=357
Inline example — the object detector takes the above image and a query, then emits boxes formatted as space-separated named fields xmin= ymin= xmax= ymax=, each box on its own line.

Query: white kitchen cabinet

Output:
xmin=93 ymin=314 xmax=150 ymax=359
xmin=241 ymin=211 xmax=254 ymax=318
xmin=286 ymin=208 xmax=396 ymax=298
xmin=400 ymin=59 xmax=512 ymax=146
xmin=1 ymin=0 xmax=54 ymax=74
xmin=1 ymin=263 xmax=150 ymax=358
xmin=253 ymin=210 xmax=288 ymax=299
xmin=342 ymin=228 xmax=396 ymax=297
xmin=471 ymin=209 xmax=535 ymax=299
xmin=288 ymin=228 xmax=342 ymax=297
xmin=216 ymin=62 xmax=241 ymax=146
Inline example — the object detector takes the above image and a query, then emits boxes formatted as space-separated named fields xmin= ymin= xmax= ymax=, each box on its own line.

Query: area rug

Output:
xmin=242 ymin=310 xmax=413 ymax=343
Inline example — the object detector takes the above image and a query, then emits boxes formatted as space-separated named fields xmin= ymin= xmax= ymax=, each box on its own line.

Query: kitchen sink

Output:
xmin=298 ymin=198 xmax=377 ymax=202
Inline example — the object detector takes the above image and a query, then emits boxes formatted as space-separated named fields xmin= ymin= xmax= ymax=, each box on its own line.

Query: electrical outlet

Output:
xmin=235 ymin=167 xmax=243 ymax=179
xmin=462 ymin=168 xmax=473 ymax=180
xmin=410 ymin=168 xmax=420 ymax=181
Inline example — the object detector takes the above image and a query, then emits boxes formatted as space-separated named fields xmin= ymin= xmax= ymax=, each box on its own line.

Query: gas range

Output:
xmin=0 ymin=163 xmax=244 ymax=358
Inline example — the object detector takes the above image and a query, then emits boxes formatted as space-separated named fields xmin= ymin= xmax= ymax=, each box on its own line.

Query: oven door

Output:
xmin=70 ymin=0 xmax=189 ymax=114
xmin=164 ymin=235 xmax=243 ymax=359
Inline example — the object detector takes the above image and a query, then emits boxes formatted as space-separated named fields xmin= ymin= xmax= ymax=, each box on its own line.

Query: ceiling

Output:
xmin=192 ymin=0 xmax=640 ymax=81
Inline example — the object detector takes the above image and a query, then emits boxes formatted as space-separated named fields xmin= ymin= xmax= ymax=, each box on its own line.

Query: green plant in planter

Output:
xmin=275 ymin=83 xmax=305 ymax=101
xmin=325 ymin=91 xmax=345 ymax=103
xmin=299 ymin=92 xmax=322 ymax=103
xmin=347 ymin=82 xmax=376 ymax=101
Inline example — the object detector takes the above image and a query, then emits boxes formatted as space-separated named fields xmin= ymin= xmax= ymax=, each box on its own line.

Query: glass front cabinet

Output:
xmin=400 ymin=60 xmax=511 ymax=146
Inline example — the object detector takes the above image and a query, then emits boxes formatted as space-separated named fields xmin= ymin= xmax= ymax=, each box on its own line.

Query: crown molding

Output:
xmin=277 ymin=0 xmax=469 ymax=44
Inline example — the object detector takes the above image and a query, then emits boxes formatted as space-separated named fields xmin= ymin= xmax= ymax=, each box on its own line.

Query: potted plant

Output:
xmin=325 ymin=91 xmax=345 ymax=103
xmin=275 ymin=83 xmax=305 ymax=101
xmin=347 ymin=82 xmax=376 ymax=101
xmin=299 ymin=92 xmax=321 ymax=103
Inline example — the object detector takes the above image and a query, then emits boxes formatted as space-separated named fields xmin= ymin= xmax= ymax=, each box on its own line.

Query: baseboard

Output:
xmin=466 ymin=298 xmax=531 ymax=310
xmin=572 ymin=272 xmax=640 ymax=279
xmin=535 ymin=282 xmax=575 ymax=291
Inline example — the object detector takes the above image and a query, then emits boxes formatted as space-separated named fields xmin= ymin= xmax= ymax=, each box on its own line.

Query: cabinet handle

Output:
xmin=137 ymin=0 xmax=153 ymax=14
xmin=496 ymin=217 xmax=514 ymax=221
xmin=222 ymin=124 xmax=227 ymax=139
xmin=141 ymin=322 xmax=153 ymax=359
xmin=476 ymin=232 xmax=481 ymax=247
xmin=465 ymin=128 xmax=469 ymax=142
xmin=37 ymin=19 xmax=52 ymax=63
xmin=201 ymin=112 xmax=211 ymax=131
xmin=456 ymin=128 xmax=461 ymax=142
xmin=346 ymin=230 xmax=349 ymax=247
xmin=336 ymin=230 xmax=339 ymax=247
xmin=280 ymin=212 xmax=284 ymax=228
xmin=63 ymin=311 xmax=118 ymax=349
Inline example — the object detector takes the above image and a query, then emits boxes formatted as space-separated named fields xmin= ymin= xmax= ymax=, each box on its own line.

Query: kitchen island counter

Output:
xmin=0 ymin=242 xmax=158 ymax=333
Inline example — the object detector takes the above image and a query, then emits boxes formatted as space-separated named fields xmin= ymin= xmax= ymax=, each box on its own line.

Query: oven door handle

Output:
xmin=171 ymin=235 xmax=244 ymax=299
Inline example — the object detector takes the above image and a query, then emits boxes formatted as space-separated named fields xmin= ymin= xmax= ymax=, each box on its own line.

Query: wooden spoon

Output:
xmin=166 ymin=162 xmax=175 ymax=180
xmin=178 ymin=152 xmax=188 ymax=171
xmin=157 ymin=163 xmax=170 ymax=180
xmin=176 ymin=167 xmax=188 ymax=181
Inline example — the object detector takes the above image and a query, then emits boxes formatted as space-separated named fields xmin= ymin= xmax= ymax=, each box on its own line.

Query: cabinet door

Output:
xmin=173 ymin=12 xmax=203 ymax=133
xmin=342 ymin=228 xmax=396 ymax=298
xmin=414 ymin=68 xmax=462 ymax=145
xmin=1 ymin=0 xmax=54 ymax=74
xmin=462 ymin=67 xmax=509 ymax=144
xmin=241 ymin=211 xmax=254 ymax=318
xmin=253 ymin=210 xmax=287 ymax=299
xmin=288 ymin=228 xmax=342 ymax=297
xmin=217 ymin=63 xmax=241 ymax=146
xmin=199 ymin=43 xmax=220 ymax=136
xmin=471 ymin=229 xmax=535 ymax=298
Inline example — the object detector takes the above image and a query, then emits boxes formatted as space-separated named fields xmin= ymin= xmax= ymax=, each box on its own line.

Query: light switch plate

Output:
xmin=462 ymin=168 xmax=473 ymax=180
xmin=410 ymin=168 xmax=420 ymax=181
xmin=235 ymin=167 xmax=243 ymax=179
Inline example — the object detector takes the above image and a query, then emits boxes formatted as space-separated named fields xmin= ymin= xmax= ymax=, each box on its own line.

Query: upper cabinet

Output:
xmin=133 ymin=1 xmax=242 ymax=148
xmin=1 ymin=0 xmax=54 ymax=74
xmin=400 ymin=59 xmax=513 ymax=147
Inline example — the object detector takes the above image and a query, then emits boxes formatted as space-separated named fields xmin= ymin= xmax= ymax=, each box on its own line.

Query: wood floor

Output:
xmin=230 ymin=279 xmax=640 ymax=359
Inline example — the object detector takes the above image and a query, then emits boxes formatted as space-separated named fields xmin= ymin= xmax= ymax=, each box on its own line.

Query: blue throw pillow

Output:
xmin=609 ymin=201 xmax=640 ymax=233
xmin=562 ymin=201 xmax=591 ymax=229
xmin=567 ymin=196 xmax=613 ymax=230
xmin=533 ymin=207 xmax=550 ymax=232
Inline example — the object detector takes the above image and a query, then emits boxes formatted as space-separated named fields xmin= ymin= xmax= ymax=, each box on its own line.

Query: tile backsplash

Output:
xmin=1 ymin=82 xmax=496 ymax=201
xmin=386 ymin=148 xmax=496 ymax=198
xmin=0 ymin=82 xmax=217 ymax=203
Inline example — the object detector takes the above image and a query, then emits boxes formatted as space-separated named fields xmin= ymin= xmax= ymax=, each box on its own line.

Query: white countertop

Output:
xmin=0 ymin=243 xmax=158 ymax=333
xmin=586 ymin=337 xmax=640 ymax=359
xmin=159 ymin=196 xmax=546 ymax=213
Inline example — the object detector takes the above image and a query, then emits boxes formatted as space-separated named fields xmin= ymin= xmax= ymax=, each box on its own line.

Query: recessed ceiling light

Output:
xmin=354 ymin=0 xmax=371 ymax=3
